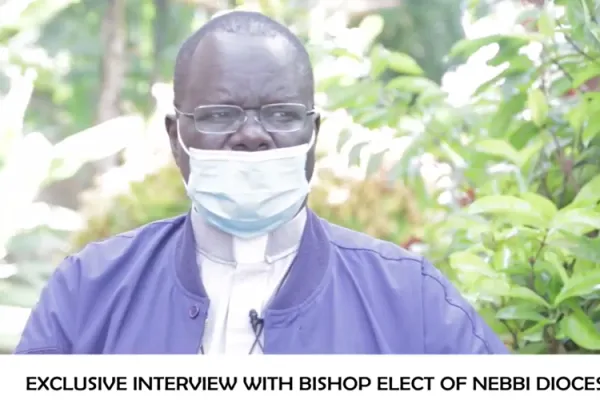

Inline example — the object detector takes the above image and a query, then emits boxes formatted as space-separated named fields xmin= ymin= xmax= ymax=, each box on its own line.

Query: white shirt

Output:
xmin=190 ymin=208 xmax=307 ymax=354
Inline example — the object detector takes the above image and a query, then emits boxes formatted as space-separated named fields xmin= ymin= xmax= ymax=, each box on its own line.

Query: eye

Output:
xmin=207 ymin=111 xmax=232 ymax=120
xmin=272 ymin=111 xmax=294 ymax=119
xmin=197 ymin=109 xmax=236 ymax=123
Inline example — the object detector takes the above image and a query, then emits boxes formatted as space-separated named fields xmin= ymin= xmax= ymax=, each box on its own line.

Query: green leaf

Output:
xmin=550 ymin=75 xmax=573 ymax=98
xmin=581 ymin=114 xmax=600 ymax=146
xmin=553 ymin=270 xmax=600 ymax=306
xmin=550 ymin=208 xmax=600 ymax=235
xmin=474 ymin=139 xmax=521 ymax=165
xmin=448 ymin=251 xmax=498 ymax=278
xmin=566 ymin=102 xmax=588 ymax=132
xmin=571 ymin=63 xmax=600 ymax=89
xmin=385 ymin=76 xmax=440 ymax=94
xmin=537 ymin=10 xmax=556 ymax=37
xmin=369 ymin=45 xmax=388 ymax=80
xmin=517 ymin=342 xmax=548 ymax=354
xmin=357 ymin=14 xmax=384 ymax=47
xmin=467 ymin=195 xmax=536 ymax=215
xmin=535 ymin=260 xmax=569 ymax=286
xmin=489 ymin=93 xmax=527 ymax=138
xmin=560 ymin=307 xmax=600 ymax=350
xmin=549 ymin=231 xmax=600 ymax=263
xmin=496 ymin=226 xmax=545 ymax=243
xmin=486 ymin=39 xmax=527 ymax=66
xmin=356 ymin=108 xmax=388 ymax=128
xmin=386 ymin=52 xmax=424 ymax=75
xmin=439 ymin=141 xmax=466 ymax=169
xmin=482 ymin=232 xmax=496 ymax=251
xmin=485 ymin=283 xmax=550 ymax=308
xmin=573 ymin=258 xmax=597 ymax=276
xmin=475 ymin=68 xmax=522 ymax=96
xmin=326 ymin=80 xmax=380 ymax=109
xmin=516 ymin=132 xmax=544 ymax=166
xmin=568 ymin=174 xmax=600 ymax=208
xmin=448 ymin=34 xmax=533 ymax=60
xmin=527 ymin=88 xmax=549 ymax=127
xmin=329 ymin=47 xmax=362 ymax=60
xmin=496 ymin=305 xmax=546 ymax=321
xmin=520 ymin=192 xmax=557 ymax=221
xmin=506 ymin=286 xmax=551 ymax=308
xmin=466 ymin=195 xmax=546 ymax=226
xmin=522 ymin=319 xmax=552 ymax=342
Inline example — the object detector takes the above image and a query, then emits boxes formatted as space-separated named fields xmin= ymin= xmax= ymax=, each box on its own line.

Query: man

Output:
xmin=15 ymin=11 xmax=508 ymax=354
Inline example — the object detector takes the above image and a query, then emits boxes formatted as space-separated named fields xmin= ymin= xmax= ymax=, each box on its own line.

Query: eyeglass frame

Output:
xmin=174 ymin=102 xmax=317 ymax=135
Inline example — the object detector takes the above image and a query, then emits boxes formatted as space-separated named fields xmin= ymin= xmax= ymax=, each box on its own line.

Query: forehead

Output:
xmin=183 ymin=32 xmax=305 ymax=108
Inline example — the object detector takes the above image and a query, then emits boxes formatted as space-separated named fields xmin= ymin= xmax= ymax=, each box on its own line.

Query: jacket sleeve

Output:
xmin=421 ymin=258 xmax=510 ymax=354
xmin=13 ymin=256 xmax=80 ymax=354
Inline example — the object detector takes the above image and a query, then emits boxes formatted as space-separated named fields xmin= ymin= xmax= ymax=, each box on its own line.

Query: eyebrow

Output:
xmin=260 ymin=91 xmax=301 ymax=105
xmin=193 ymin=87 xmax=239 ymax=106
xmin=259 ymin=83 xmax=302 ymax=103
xmin=188 ymin=82 xmax=303 ymax=108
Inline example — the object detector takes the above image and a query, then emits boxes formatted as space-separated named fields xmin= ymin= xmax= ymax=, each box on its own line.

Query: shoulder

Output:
xmin=323 ymin=218 xmax=424 ymax=273
xmin=322 ymin=218 xmax=465 ymax=302
xmin=55 ymin=214 xmax=187 ymax=303
xmin=14 ymin=215 xmax=188 ymax=354
xmin=321 ymin=218 xmax=461 ymax=315
xmin=72 ymin=215 xmax=186 ymax=275
xmin=319 ymin=219 xmax=508 ymax=353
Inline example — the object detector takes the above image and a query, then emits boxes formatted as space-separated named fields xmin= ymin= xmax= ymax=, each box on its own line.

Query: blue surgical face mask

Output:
xmin=177 ymin=121 xmax=314 ymax=238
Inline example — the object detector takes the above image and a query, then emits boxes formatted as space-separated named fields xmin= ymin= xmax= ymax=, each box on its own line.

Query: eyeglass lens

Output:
xmin=192 ymin=104 xmax=308 ymax=134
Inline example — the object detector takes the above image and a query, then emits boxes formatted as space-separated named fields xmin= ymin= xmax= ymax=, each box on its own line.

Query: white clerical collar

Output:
xmin=190 ymin=207 xmax=307 ymax=265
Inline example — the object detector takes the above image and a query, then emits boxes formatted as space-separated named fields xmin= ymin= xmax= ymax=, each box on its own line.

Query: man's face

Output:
xmin=165 ymin=32 xmax=320 ymax=183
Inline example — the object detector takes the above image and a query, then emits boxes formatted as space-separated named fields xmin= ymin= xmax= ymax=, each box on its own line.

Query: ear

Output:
xmin=165 ymin=113 xmax=176 ymax=139
xmin=165 ymin=113 xmax=190 ymax=182
xmin=165 ymin=113 xmax=183 ymax=165
xmin=165 ymin=113 xmax=178 ymax=152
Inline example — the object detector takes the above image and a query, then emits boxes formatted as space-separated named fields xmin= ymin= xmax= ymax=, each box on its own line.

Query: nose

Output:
xmin=227 ymin=113 xmax=275 ymax=151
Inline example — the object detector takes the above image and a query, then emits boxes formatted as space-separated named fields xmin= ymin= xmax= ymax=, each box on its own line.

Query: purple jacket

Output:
xmin=15 ymin=210 xmax=508 ymax=354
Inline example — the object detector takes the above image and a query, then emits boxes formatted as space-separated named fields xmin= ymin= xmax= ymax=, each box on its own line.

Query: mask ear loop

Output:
xmin=176 ymin=119 xmax=192 ymax=189
xmin=306 ymin=129 xmax=316 ymax=152
xmin=176 ymin=119 xmax=192 ymax=157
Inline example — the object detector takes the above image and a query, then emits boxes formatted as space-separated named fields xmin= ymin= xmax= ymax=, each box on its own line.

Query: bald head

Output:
xmin=173 ymin=11 xmax=314 ymax=108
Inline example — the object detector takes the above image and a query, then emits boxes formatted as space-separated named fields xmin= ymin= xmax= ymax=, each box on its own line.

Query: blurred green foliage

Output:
xmin=2 ymin=0 xmax=600 ymax=355
xmin=71 ymin=163 xmax=189 ymax=249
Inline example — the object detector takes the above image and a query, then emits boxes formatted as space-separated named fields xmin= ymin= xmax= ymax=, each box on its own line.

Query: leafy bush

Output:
xmin=343 ymin=0 xmax=600 ymax=353
xmin=301 ymin=0 xmax=600 ymax=353
xmin=309 ymin=168 xmax=422 ymax=245
xmin=0 ymin=69 xmax=143 ymax=351
xmin=71 ymin=163 xmax=189 ymax=250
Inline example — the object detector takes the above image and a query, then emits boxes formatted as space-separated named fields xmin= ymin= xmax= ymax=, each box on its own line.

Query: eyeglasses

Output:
xmin=174 ymin=103 xmax=315 ymax=135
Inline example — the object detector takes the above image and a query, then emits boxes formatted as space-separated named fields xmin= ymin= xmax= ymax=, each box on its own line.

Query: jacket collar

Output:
xmin=174 ymin=208 xmax=331 ymax=311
